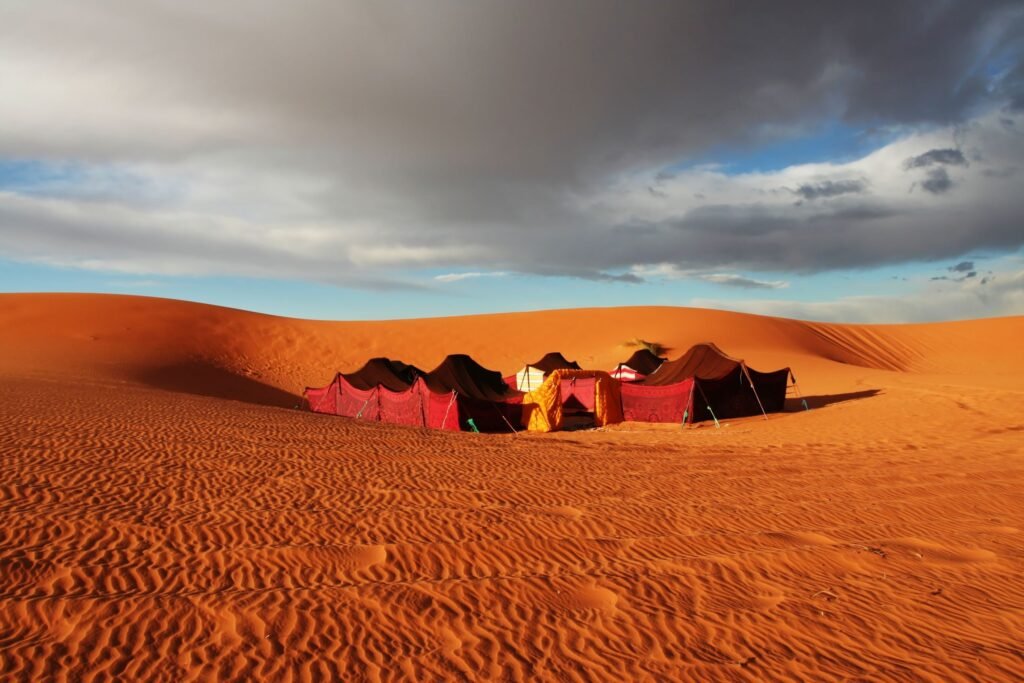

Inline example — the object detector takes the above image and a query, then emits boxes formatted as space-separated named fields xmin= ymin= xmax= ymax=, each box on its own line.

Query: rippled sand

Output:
xmin=1 ymin=294 xmax=1021 ymax=681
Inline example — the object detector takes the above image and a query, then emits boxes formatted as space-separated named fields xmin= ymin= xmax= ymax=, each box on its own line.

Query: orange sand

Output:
xmin=0 ymin=293 xmax=1021 ymax=680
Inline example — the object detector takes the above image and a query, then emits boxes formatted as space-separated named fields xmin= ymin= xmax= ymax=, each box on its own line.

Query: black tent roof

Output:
xmin=617 ymin=348 xmax=666 ymax=376
xmin=527 ymin=352 xmax=581 ymax=374
xmin=424 ymin=354 xmax=517 ymax=401
xmin=341 ymin=357 xmax=423 ymax=391
xmin=640 ymin=343 xmax=746 ymax=386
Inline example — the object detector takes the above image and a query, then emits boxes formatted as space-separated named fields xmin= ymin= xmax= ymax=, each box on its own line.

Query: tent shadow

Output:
xmin=786 ymin=389 xmax=881 ymax=411
xmin=136 ymin=360 xmax=301 ymax=409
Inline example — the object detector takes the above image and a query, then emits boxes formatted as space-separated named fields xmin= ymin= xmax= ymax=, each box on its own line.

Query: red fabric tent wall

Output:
xmin=620 ymin=379 xmax=694 ymax=423
xmin=305 ymin=374 xmax=340 ymax=415
xmin=378 ymin=381 xmax=429 ymax=427
xmin=335 ymin=378 xmax=380 ymax=421
xmin=307 ymin=355 xmax=523 ymax=432
xmin=560 ymin=376 xmax=596 ymax=411
xmin=422 ymin=385 xmax=523 ymax=432
xmin=304 ymin=374 xmax=381 ymax=420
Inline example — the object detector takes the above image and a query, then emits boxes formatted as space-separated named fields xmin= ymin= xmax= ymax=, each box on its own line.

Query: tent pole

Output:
xmin=789 ymin=370 xmax=810 ymax=411
xmin=742 ymin=363 xmax=770 ymax=421
xmin=325 ymin=372 xmax=342 ymax=414
xmin=681 ymin=380 xmax=696 ymax=429
xmin=695 ymin=381 xmax=720 ymax=429
xmin=441 ymin=390 xmax=457 ymax=429
xmin=310 ymin=372 xmax=337 ymax=413
xmin=334 ymin=373 xmax=341 ymax=415
xmin=491 ymin=401 xmax=519 ymax=435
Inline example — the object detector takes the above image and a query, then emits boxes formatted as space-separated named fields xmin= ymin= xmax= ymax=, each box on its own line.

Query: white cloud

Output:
xmin=434 ymin=271 xmax=508 ymax=283
xmin=631 ymin=264 xmax=789 ymax=289
xmin=691 ymin=269 xmax=1024 ymax=323
xmin=699 ymin=273 xmax=789 ymax=289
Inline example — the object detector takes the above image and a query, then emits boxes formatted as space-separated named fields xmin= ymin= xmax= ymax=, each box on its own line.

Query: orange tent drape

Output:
xmin=521 ymin=369 xmax=623 ymax=432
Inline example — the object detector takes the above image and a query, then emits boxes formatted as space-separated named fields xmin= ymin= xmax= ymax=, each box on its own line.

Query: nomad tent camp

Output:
xmin=306 ymin=344 xmax=794 ymax=432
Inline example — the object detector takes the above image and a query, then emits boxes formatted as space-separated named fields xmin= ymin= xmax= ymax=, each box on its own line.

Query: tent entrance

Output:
xmin=560 ymin=376 xmax=596 ymax=428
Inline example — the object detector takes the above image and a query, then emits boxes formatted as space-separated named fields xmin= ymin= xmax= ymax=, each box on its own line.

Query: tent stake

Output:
xmin=789 ymin=371 xmax=810 ymax=411
xmin=694 ymin=381 xmax=720 ymax=428
xmin=707 ymin=405 xmax=721 ymax=429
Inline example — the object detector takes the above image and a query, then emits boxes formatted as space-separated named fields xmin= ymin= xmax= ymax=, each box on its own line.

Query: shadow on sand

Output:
xmin=137 ymin=361 xmax=301 ymax=409
xmin=786 ymin=389 xmax=882 ymax=411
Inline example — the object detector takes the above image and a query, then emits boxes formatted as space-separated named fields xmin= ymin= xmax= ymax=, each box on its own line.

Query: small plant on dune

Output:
xmin=623 ymin=338 xmax=664 ymax=356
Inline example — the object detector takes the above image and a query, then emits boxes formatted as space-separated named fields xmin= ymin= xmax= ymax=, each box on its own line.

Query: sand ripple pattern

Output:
xmin=1 ymin=376 xmax=1023 ymax=681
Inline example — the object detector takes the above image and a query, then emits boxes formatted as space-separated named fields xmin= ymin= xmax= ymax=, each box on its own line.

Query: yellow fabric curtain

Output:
xmin=521 ymin=369 xmax=623 ymax=432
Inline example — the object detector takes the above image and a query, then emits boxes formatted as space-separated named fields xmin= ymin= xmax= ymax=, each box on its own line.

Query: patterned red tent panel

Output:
xmin=621 ymin=379 xmax=694 ymax=423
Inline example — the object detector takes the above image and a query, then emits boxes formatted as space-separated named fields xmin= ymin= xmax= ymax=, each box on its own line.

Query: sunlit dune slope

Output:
xmin=1 ymin=293 xmax=1021 ymax=407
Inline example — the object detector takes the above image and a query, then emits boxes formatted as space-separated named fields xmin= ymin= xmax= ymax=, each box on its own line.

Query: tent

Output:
xmin=628 ymin=343 xmax=791 ymax=423
xmin=304 ymin=357 xmax=422 ymax=418
xmin=620 ymin=378 xmax=695 ymax=423
xmin=512 ymin=352 xmax=581 ymax=391
xmin=610 ymin=348 xmax=666 ymax=382
xmin=306 ymin=354 xmax=522 ymax=432
xmin=521 ymin=369 xmax=623 ymax=432
xmin=415 ymin=354 xmax=523 ymax=432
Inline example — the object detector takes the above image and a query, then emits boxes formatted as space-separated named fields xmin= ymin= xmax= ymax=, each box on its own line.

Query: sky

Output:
xmin=1 ymin=0 xmax=1023 ymax=323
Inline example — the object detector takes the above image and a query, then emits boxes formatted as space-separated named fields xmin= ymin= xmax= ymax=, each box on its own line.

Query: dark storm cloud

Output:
xmin=933 ymin=262 xmax=978 ymax=282
xmin=904 ymin=148 xmax=969 ymax=169
xmin=921 ymin=168 xmax=955 ymax=194
xmin=3 ymin=1 xmax=1019 ymax=186
xmin=0 ymin=0 xmax=1023 ymax=283
xmin=583 ymin=191 xmax=1022 ymax=274
xmin=793 ymin=179 xmax=867 ymax=200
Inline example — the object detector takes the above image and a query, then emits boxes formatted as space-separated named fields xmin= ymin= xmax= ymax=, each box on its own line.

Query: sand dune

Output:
xmin=1 ymin=293 xmax=1022 ymax=680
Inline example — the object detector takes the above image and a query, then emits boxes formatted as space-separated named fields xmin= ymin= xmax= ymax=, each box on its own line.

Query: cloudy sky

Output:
xmin=2 ymin=0 xmax=1023 ymax=322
